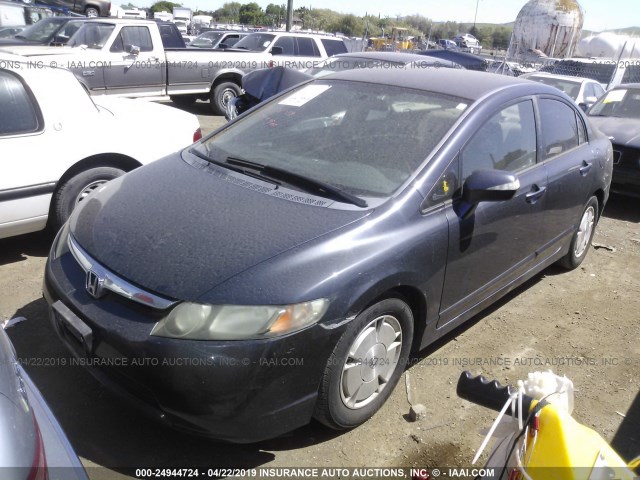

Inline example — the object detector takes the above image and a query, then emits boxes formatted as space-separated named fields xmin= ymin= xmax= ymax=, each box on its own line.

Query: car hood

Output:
xmin=94 ymin=96 xmax=199 ymax=136
xmin=70 ymin=154 xmax=371 ymax=302
xmin=0 ymin=45 xmax=73 ymax=56
xmin=588 ymin=116 xmax=640 ymax=148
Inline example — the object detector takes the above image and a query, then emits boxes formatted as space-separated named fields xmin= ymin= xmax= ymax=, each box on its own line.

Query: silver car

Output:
xmin=0 ymin=326 xmax=87 ymax=480
xmin=520 ymin=71 xmax=605 ymax=110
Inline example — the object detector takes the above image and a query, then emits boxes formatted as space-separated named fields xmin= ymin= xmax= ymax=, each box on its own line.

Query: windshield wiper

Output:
xmin=190 ymin=149 xmax=282 ymax=185
xmin=226 ymin=157 xmax=368 ymax=208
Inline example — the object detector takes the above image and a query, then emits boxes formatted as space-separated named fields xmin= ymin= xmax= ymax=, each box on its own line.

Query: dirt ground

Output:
xmin=1 ymin=110 xmax=638 ymax=478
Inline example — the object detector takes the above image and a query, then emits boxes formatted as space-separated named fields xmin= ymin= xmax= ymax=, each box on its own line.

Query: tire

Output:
xmin=170 ymin=95 xmax=196 ymax=107
xmin=557 ymin=196 xmax=599 ymax=270
xmin=52 ymin=166 xmax=125 ymax=232
xmin=84 ymin=6 xmax=99 ymax=17
xmin=210 ymin=81 xmax=241 ymax=116
xmin=314 ymin=298 xmax=414 ymax=429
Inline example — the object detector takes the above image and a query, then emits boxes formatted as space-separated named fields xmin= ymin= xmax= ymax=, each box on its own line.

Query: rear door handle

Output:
xmin=525 ymin=185 xmax=547 ymax=204
xmin=579 ymin=160 xmax=593 ymax=176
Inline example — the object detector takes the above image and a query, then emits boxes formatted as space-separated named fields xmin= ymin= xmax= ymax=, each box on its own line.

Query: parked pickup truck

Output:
xmin=0 ymin=19 xmax=347 ymax=114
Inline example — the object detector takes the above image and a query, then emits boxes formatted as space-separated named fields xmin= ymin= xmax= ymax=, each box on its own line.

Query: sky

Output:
xmin=173 ymin=0 xmax=637 ymax=32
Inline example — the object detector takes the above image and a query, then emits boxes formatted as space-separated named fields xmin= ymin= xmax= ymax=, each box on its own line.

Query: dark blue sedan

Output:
xmin=44 ymin=68 xmax=613 ymax=442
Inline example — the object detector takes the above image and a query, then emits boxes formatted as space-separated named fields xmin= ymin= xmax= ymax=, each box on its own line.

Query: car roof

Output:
xmin=611 ymin=83 xmax=640 ymax=89
xmin=332 ymin=51 xmax=438 ymax=63
xmin=323 ymin=67 xmax=556 ymax=101
xmin=522 ymin=72 xmax=593 ymax=83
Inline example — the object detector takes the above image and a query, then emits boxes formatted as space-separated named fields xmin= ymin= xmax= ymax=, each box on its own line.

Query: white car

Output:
xmin=519 ymin=71 xmax=606 ymax=110
xmin=0 ymin=54 xmax=201 ymax=239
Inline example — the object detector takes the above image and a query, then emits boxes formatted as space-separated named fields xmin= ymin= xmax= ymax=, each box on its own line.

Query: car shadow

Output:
xmin=602 ymin=194 xmax=640 ymax=223
xmin=5 ymin=298 xmax=343 ymax=477
xmin=170 ymin=100 xmax=216 ymax=117
xmin=611 ymin=390 xmax=640 ymax=469
xmin=407 ymin=269 xmax=548 ymax=365
xmin=0 ymin=230 xmax=53 ymax=267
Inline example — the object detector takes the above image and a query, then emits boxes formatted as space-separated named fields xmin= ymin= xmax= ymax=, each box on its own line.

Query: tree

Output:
xmin=150 ymin=0 xmax=181 ymax=13
xmin=239 ymin=2 xmax=264 ymax=25
xmin=491 ymin=27 xmax=511 ymax=49
xmin=328 ymin=14 xmax=363 ymax=37
xmin=265 ymin=3 xmax=285 ymax=27
xmin=214 ymin=2 xmax=241 ymax=23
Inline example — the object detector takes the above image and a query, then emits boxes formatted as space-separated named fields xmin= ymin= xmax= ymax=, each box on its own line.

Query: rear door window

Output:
xmin=296 ymin=37 xmax=320 ymax=57
xmin=538 ymin=99 xmax=580 ymax=159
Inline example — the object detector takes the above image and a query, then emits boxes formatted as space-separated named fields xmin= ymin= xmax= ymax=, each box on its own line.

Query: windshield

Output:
xmin=0 ymin=27 xmax=23 ymax=38
xmin=197 ymin=80 xmax=469 ymax=198
xmin=526 ymin=75 xmax=581 ymax=100
xmin=589 ymin=88 xmax=640 ymax=119
xmin=15 ymin=17 xmax=66 ymax=41
xmin=68 ymin=23 xmax=115 ymax=49
xmin=306 ymin=57 xmax=407 ymax=78
xmin=232 ymin=33 xmax=275 ymax=51
xmin=190 ymin=31 xmax=223 ymax=47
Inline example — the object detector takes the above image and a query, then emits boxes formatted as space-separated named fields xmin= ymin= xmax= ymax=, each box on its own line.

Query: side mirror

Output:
xmin=580 ymin=96 xmax=598 ymax=111
xmin=52 ymin=34 xmax=69 ymax=45
xmin=271 ymin=46 xmax=283 ymax=55
xmin=458 ymin=169 xmax=520 ymax=219
xmin=218 ymin=43 xmax=228 ymax=49
xmin=126 ymin=44 xmax=140 ymax=55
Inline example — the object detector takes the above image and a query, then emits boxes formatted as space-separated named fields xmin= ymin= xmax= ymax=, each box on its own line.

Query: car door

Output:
xmin=437 ymin=99 xmax=549 ymax=328
xmin=536 ymin=97 xmax=596 ymax=251
xmin=103 ymin=25 xmax=164 ymax=96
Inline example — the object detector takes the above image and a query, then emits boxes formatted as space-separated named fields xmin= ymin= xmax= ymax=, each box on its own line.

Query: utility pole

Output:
xmin=473 ymin=0 xmax=480 ymax=29
xmin=286 ymin=0 xmax=293 ymax=32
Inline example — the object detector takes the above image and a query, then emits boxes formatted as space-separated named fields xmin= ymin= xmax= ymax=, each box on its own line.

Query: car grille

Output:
xmin=68 ymin=235 xmax=176 ymax=310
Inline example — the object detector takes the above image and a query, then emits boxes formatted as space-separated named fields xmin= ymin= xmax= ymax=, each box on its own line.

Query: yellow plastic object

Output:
xmin=523 ymin=403 xmax=635 ymax=480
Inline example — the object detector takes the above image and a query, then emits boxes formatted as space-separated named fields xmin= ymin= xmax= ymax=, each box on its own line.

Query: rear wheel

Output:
xmin=210 ymin=81 xmax=241 ymax=116
xmin=52 ymin=166 xmax=125 ymax=232
xmin=314 ymin=298 xmax=413 ymax=429
xmin=557 ymin=196 xmax=598 ymax=270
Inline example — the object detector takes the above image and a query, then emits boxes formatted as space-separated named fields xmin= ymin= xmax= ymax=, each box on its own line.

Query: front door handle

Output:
xmin=525 ymin=185 xmax=547 ymax=204
xmin=580 ymin=160 xmax=593 ymax=176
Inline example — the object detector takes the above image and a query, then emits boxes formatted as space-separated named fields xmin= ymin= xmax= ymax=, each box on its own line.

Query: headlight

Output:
xmin=150 ymin=299 xmax=329 ymax=340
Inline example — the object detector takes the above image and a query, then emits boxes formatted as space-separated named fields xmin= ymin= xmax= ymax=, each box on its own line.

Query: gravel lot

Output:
xmin=1 ymin=105 xmax=638 ymax=479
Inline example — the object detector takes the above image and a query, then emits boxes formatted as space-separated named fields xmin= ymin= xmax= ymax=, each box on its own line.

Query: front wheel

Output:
xmin=557 ymin=196 xmax=599 ymax=270
xmin=314 ymin=298 xmax=413 ymax=429
xmin=210 ymin=81 xmax=241 ymax=116
xmin=51 ymin=166 xmax=126 ymax=232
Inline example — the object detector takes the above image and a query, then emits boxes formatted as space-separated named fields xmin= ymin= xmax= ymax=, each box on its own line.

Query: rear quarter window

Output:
xmin=0 ymin=70 xmax=42 ymax=136
xmin=321 ymin=39 xmax=347 ymax=57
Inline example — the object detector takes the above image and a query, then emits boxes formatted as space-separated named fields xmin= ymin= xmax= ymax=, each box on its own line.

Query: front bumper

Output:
xmin=43 ymin=236 xmax=345 ymax=443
